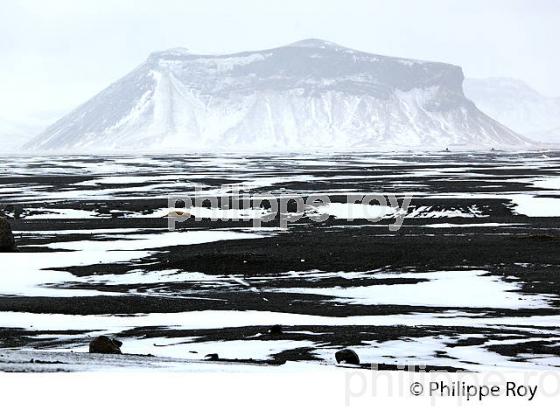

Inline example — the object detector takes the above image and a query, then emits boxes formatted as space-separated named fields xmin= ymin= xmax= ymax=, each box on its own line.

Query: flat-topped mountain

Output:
xmin=26 ymin=39 xmax=532 ymax=151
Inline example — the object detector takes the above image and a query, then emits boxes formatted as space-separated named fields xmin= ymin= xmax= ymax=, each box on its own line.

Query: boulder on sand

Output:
xmin=268 ymin=324 xmax=283 ymax=336
xmin=335 ymin=349 xmax=360 ymax=365
xmin=89 ymin=336 xmax=123 ymax=354
xmin=0 ymin=218 xmax=17 ymax=252
xmin=204 ymin=353 xmax=219 ymax=361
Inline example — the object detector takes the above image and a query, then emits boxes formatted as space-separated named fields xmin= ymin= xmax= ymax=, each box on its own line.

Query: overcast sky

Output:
xmin=1 ymin=0 xmax=558 ymax=139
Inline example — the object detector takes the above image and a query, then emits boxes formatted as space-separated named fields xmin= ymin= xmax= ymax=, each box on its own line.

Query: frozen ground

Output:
xmin=1 ymin=151 xmax=560 ymax=372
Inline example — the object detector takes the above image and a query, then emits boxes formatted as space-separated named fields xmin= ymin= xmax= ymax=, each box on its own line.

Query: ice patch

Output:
xmin=25 ymin=208 xmax=101 ymax=219
xmin=2 ymin=310 xmax=560 ymax=333
xmin=137 ymin=207 xmax=272 ymax=220
xmin=510 ymin=194 xmax=560 ymax=217
xmin=44 ymin=230 xmax=264 ymax=252
xmin=124 ymin=337 xmax=316 ymax=361
xmin=421 ymin=223 xmax=523 ymax=228
xmin=532 ymin=176 xmax=560 ymax=190
xmin=273 ymin=270 xmax=552 ymax=309
xmin=1 ymin=230 xmax=266 ymax=297
xmin=311 ymin=202 xmax=395 ymax=220
xmin=406 ymin=205 xmax=487 ymax=218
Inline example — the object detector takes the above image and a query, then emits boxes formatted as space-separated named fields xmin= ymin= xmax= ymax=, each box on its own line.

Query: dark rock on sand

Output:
xmin=3 ymin=205 xmax=22 ymax=219
xmin=0 ymin=218 xmax=17 ymax=252
xmin=335 ymin=349 xmax=360 ymax=365
xmin=268 ymin=324 xmax=283 ymax=336
xmin=89 ymin=336 xmax=123 ymax=354
xmin=204 ymin=353 xmax=219 ymax=361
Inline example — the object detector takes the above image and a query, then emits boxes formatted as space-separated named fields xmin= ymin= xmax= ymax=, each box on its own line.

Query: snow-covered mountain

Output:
xmin=26 ymin=39 xmax=532 ymax=152
xmin=464 ymin=78 xmax=560 ymax=143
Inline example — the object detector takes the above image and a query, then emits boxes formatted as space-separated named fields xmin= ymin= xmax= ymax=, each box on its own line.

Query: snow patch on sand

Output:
xmin=273 ymin=270 xmax=552 ymax=309
xmin=510 ymin=194 xmax=560 ymax=217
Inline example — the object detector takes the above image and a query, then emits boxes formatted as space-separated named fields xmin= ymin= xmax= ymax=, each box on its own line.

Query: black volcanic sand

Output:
xmin=1 ymin=152 xmax=560 ymax=371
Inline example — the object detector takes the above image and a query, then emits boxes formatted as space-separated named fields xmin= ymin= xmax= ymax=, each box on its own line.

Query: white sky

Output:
xmin=0 ymin=0 xmax=558 ymax=140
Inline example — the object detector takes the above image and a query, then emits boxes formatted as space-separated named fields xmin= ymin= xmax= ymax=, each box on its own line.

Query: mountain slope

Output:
xmin=464 ymin=77 xmax=560 ymax=143
xmin=26 ymin=40 xmax=532 ymax=152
